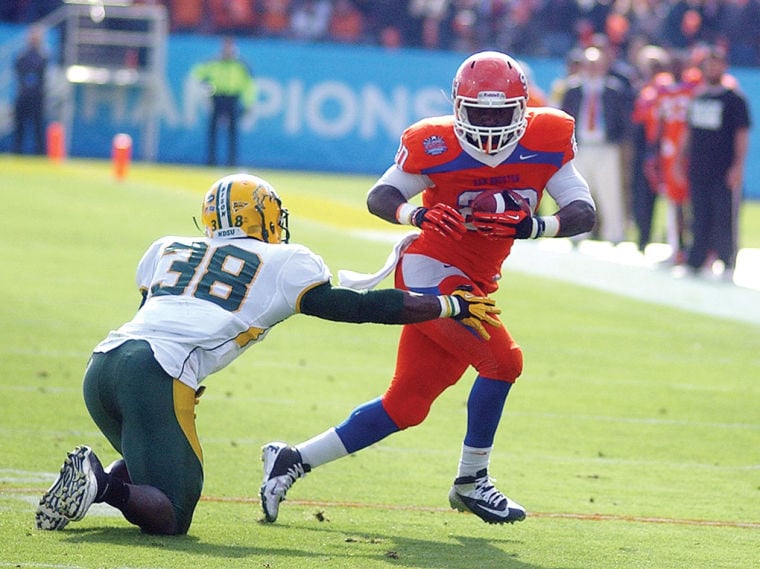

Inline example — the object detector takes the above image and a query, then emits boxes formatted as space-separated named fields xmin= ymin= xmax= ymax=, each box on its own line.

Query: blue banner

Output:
xmin=157 ymin=36 xmax=459 ymax=172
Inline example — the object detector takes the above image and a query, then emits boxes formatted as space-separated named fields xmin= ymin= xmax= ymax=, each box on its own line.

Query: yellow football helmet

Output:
xmin=201 ymin=174 xmax=289 ymax=243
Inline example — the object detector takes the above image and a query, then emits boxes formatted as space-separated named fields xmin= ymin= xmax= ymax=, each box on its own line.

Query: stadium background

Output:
xmin=1 ymin=23 xmax=759 ymax=199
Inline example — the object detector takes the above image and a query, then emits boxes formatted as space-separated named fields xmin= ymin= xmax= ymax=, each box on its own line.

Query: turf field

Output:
xmin=0 ymin=156 xmax=758 ymax=569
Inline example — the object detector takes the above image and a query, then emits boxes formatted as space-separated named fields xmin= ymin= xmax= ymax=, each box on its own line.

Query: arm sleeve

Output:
xmin=300 ymin=282 xmax=443 ymax=324
xmin=367 ymin=166 xmax=434 ymax=224
xmin=544 ymin=161 xmax=595 ymax=209
xmin=373 ymin=164 xmax=431 ymax=200
xmin=542 ymin=162 xmax=596 ymax=238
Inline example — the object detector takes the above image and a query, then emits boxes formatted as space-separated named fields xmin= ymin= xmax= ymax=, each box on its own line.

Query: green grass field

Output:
xmin=1 ymin=156 xmax=758 ymax=569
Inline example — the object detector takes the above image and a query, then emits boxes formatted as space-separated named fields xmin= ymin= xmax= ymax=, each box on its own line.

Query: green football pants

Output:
xmin=82 ymin=339 xmax=204 ymax=534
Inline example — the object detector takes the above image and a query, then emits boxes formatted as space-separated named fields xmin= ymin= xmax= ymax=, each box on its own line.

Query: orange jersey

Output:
xmin=633 ymin=72 xmax=675 ymax=144
xmin=657 ymin=80 xmax=698 ymax=203
xmin=395 ymin=107 xmax=576 ymax=293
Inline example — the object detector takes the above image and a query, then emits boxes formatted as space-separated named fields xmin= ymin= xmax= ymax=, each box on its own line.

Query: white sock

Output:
xmin=296 ymin=428 xmax=348 ymax=469
xmin=457 ymin=444 xmax=492 ymax=478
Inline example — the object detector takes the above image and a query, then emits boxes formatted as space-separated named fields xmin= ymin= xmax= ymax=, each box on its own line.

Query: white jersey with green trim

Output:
xmin=94 ymin=236 xmax=331 ymax=389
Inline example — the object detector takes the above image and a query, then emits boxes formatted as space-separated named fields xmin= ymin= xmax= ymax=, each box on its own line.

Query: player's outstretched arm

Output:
xmin=300 ymin=283 xmax=500 ymax=339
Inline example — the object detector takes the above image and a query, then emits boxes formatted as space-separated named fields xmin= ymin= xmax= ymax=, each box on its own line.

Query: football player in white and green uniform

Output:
xmin=35 ymin=173 xmax=501 ymax=535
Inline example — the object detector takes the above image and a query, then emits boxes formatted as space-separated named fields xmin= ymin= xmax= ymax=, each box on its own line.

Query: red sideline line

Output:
xmin=9 ymin=488 xmax=757 ymax=530
xmin=200 ymin=495 xmax=760 ymax=530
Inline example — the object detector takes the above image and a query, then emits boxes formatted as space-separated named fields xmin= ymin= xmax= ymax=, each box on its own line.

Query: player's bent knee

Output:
xmin=476 ymin=346 xmax=523 ymax=381
xmin=383 ymin=395 xmax=432 ymax=430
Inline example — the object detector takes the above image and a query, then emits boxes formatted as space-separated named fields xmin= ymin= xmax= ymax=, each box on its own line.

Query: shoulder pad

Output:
xmin=396 ymin=116 xmax=459 ymax=174
xmin=522 ymin=108 xmax=576 ymax=151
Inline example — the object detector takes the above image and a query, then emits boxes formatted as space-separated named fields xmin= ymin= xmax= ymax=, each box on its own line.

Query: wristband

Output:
xmin=396 ymin=203 xmax=420 ymax=226
xmin=536 ymin=215 xmax=559 ymax=238
xmin=438 ymin=295 xmax=461 ymax=318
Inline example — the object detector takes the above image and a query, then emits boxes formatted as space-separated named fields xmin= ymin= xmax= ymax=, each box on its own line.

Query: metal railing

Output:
xmin=2 ymin=1 xmax=169 ymax=160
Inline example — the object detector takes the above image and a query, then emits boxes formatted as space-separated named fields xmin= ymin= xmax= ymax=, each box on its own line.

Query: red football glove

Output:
xmin=472 ymin=210 xmax=544 ymax=239
xmin=411 ymin=203 xmax=466 ymax=240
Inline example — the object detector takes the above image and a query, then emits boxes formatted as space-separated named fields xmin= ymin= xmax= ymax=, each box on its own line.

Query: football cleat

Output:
xmin=35 ymin=445 xmax=106 ymax=530
xmin=448 ymin=468 xmax=526 ymax=524
xmin=260 ymin=442 xmax=310 ymax=523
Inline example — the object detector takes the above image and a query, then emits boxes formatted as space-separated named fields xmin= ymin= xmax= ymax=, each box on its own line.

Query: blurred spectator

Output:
xmin=420 ymin=13 xmax=443 ymax=50
xmin=720 ymin=0 xmax=760 ymax=67
xmin=683 ymin=46 xmax=751 ymax=281
xmin=449 ymin=5 xmax=478 ymax=53
xmin=660 ymin=0 xmax=703 ymax=50
xmin=698 ymin=0 xmax=726 ymax=45
xmin=594 ymin=32 xmax=637 ymax=229
xmin=289 ymin=0 xmax=332 ymax=42
xmin=574 ymin=17 xmax=597 ymax=49
xmin=576 ymin=0 xmax=612 ymax=33
xmin=630 ymin=45 xmax=674 ymax=253
xmin=405 ymin=0 xmax=453 ymax=49
xmin=328 ymin=0 xmax=365 ymax=44
xmin=191 ymin=37 xmax=256 ymax=166
xmin=259 ymin=0 xmax=291 ymax=37
xmin=561 ymin=46 xmax=630 ymax=244
xmin=168 ymin=0 xmax=205 ymax=32
xmin=653 ymin=54 xmax=702 ymax=264
xmin=471 ymin=0 xmax=508 ymax=50
xmin=604 ymin=12 xmax=630 ymax=50
xmin=536 ymin=0 xmax=580 ymax=57
xmin=352 ymin=0 xmax=406 ymax=46
xmin=621 ymin=0 xmax=665 ymax=44
xmin=379 ymin=25 xmax=403 ymax=49
xmin=548 ymin=48 xmax=584 ymax=108
xmin=11 ymin=0 xmax=61 ymax=23
xmin=13 ymin=25 xmax=47 ymax=155
xmin=209 ymin=0 xmax=257 ymax=35
xmin=2 ymin=0 xmax=758 ymax=70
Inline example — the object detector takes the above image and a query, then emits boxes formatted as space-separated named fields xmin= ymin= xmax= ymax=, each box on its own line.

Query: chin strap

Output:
xmin=192 ymin=216 xmax=205 ymax=235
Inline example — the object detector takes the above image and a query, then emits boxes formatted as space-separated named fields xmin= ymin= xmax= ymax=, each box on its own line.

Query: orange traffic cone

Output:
xmin=112 ymin=133 xmax=132 ymax=181
xmin=46 ymin=122 xmax=65 ymax=162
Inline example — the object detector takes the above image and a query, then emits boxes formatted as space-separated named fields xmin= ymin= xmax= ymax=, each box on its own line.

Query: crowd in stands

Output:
xmin=5 ymin=1 xmax=752 ymax=278
xmin=3 ymin=1 xmax=759 ymax=67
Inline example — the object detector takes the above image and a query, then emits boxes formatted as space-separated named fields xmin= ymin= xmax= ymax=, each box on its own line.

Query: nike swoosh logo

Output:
xmin=469 ymin=500 xmax=507 ymax=515
xmin=504 ymin=214 xmax=521 ymax=220
xmin=519 ymin=153 xmax=538 ymax=160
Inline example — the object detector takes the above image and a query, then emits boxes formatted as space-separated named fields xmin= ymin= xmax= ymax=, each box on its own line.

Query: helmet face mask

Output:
xmin=202 ymin=174 xmax=290 ymax=243
xmin=452 ymin=52 xmax=529 ymax=156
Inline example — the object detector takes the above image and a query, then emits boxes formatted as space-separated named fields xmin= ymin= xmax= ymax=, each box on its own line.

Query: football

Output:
xmin=470 ymin=189 xmax=531 ymax=215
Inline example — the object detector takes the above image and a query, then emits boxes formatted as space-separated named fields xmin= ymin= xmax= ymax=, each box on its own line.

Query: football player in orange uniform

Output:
xmin=261 ymin=51 xmax=596 ymax=525
xmin=655 ymin=65 xmax=701 ymax=264
xmin=630 ymin=47 xmax=674 ymax=253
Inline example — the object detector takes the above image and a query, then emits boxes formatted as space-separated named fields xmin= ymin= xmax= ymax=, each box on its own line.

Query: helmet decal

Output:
xmin=201 ymin=174 xmax=289 ymax=243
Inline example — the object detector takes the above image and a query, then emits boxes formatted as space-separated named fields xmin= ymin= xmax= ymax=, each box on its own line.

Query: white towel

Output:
xmin=337 ymin=232 xmax=418 ymax=290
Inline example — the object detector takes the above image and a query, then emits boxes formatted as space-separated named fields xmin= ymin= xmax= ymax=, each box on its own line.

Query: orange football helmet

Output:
xmin=452 ymin=51 xmax=529 ymax=156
